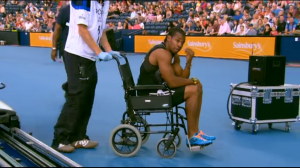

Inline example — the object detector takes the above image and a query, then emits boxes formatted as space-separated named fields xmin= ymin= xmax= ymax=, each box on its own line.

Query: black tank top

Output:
xmin=137 ymin=42 xmax=175 ymax=96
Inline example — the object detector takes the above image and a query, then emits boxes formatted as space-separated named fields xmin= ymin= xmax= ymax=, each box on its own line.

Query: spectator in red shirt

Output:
xmin=270 ymin=25 xmax=278 ymax=36
xmin=132 ymin=20 xmax=141 ymax=29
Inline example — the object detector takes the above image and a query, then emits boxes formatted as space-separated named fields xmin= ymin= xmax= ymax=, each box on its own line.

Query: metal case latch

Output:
xmin=285 ymin=88 xmax=293 ymax=103
xmin=263 ymin=89 xmax=272 ymax=104
xmin=231 ymin=96 xmax=241 ymax=105
xmin=242 ymin=97 xmax=252 ymax=107
xmin=250 ymin=86 xmax=259 ymax=97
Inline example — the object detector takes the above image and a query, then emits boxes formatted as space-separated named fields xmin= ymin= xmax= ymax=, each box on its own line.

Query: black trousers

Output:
xmin=52 ymin=51 xmax=98 ymax=147
xmin=56 ymin=42 xmax=63 ymax=59
xmin=58 ymin=43 xmax=65 ymax=59
xmin=60 ymin=44 xmax=67 ymax=91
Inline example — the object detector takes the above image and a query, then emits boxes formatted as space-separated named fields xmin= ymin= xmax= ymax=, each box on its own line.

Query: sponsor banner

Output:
xmin=30 ymin=33 xmax=52 ymax=47
xmin=134 ymin=35 xmax=165 ymax=53
xmin=134 ymin=36 xmax=275 ymax=60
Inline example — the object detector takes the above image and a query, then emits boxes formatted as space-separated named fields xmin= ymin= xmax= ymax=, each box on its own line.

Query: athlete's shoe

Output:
xmin=186 ymin=134 xmax=212 ymax=147
xmin=198 ymin=130 xmax=216 ymax=141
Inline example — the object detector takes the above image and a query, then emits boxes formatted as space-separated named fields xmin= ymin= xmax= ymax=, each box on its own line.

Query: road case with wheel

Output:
xmin=228 ymin=83 xmax=300 ymax=134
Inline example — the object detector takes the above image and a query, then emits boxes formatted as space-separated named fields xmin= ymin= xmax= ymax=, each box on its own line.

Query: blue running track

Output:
xmin=0 ymin=46 xmax=300 ymax=167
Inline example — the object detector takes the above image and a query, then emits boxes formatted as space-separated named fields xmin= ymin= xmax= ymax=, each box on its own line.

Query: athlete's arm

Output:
xmin=172 ymin=54 xmax=191 ymax=79
xmin=156 ymin=49 xmax=194 ymax=88
xmin=99 ymin=29 xmax=112 ymax=52
xmin=73 ymin=0 xmax=102 ymax=55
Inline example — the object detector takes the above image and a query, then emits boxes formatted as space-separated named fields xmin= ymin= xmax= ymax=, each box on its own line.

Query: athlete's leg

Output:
xmin=182 ymin=85 xmax=203 ymax=138
xmin=185 ymin=83 xmax=216 ymax=142
xmin=172 ymin=84 xmax=215 ymax=146
xmin=195 ymin=83 xmax=202 ymax=125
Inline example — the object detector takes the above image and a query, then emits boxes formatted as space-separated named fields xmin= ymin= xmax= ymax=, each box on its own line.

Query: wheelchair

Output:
xmin=0 ymin=82 xmax=5 ymax=90
xmin=109 ymin=54 xmax=206 ymax=159
xmin=0 ymin=82 xmax=21 ymax=129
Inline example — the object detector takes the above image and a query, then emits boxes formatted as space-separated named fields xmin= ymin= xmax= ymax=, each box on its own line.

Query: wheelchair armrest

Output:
xmin=133 ymin=85 xmax=166 ymax=90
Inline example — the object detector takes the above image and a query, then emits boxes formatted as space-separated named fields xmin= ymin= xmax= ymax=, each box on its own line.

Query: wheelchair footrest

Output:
xmin=189 ymin=145 xmax=204 ymax=152
xmin=185 ymin=134 xmax=212 ymax=152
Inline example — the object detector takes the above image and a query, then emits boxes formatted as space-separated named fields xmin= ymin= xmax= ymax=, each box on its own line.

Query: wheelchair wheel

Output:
xmin=109 ymin=124 xmax=142 ymax=157
xmin=123 ymin=112 xmax=150 ymax=145
xmin=162 ymin=132 xmax=181 ymax=148
xmin=134 ymin=116 xmax=150 ymax=145
xmin=156 ymin=138 xmax=177 ymax=159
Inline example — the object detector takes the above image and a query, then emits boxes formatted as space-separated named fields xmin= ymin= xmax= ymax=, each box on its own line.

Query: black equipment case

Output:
xmin=228 ymin=83 xmax=300 ymax=134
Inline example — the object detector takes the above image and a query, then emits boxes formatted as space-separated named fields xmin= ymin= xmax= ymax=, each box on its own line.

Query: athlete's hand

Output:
xmin=51 ymin=49 xmax=57 ymax=61
xmin=193 ymin=77 xmax=202 ymax=88
xmin=184 ymin=48 xmax=195 ymax=62
xmin=98 ymin=52 xmax=112 ymax=62
xmin=109 ymin=50 xmax=123 ymax=59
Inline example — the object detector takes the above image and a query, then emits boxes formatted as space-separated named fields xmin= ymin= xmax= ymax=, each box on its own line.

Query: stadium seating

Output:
xmin=0 ymin=0 xmax=299 ymax=35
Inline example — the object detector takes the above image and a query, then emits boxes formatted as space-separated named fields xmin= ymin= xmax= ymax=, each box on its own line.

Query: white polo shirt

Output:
xmin=65 ymin=0 xmax=109 ymax=61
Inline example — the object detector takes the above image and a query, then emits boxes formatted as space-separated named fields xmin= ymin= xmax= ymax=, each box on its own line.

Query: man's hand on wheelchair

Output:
xmin=97 ymin=51 xmax=123 ymax=62
xmin=184 ymin=47 xmax=195 ymax=62
xmin=98 ymin=51 xmax=113 ymax=62
xmin=109 ymin=50 xmax=123 ymax=59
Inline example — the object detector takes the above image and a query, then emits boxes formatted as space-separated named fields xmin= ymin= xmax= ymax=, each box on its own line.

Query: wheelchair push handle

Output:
xmin=112 ymin=53 xmax=129 ymax=66
xmin=0 ymin=82 xmax=5 ymax=89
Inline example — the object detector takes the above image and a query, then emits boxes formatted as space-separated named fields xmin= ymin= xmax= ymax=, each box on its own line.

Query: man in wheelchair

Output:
xmin=137 ymin=27 xmax=216 ymax=147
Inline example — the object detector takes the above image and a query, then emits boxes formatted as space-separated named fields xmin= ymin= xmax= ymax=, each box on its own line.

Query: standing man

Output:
xmin=51 ymin=0 xmax=122 ymax=153
xmin=51 ymin=1 xmax=70 ymax=99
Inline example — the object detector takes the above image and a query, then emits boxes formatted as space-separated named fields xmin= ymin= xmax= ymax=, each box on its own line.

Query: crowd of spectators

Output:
xmin=0 ymin=0 xmax=300 ymax=36
xmin=0 ymin=0 xmax=59 ymax=32
xmin=105 ymin=0 xmax=300 ymax=36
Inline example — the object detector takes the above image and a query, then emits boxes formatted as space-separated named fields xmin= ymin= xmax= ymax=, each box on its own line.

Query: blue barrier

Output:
xmin=119 ymin=29 xmax=142 ymax=35
xmin=280 ymin=36 xmax=300 ymax=62
xmin=122 ymin=35 xmax=134 ymax=53
xmin=19 ymin=32 xmax=30 ymax=46
xmin=115 ymin=38 xmax=123 ymax=51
